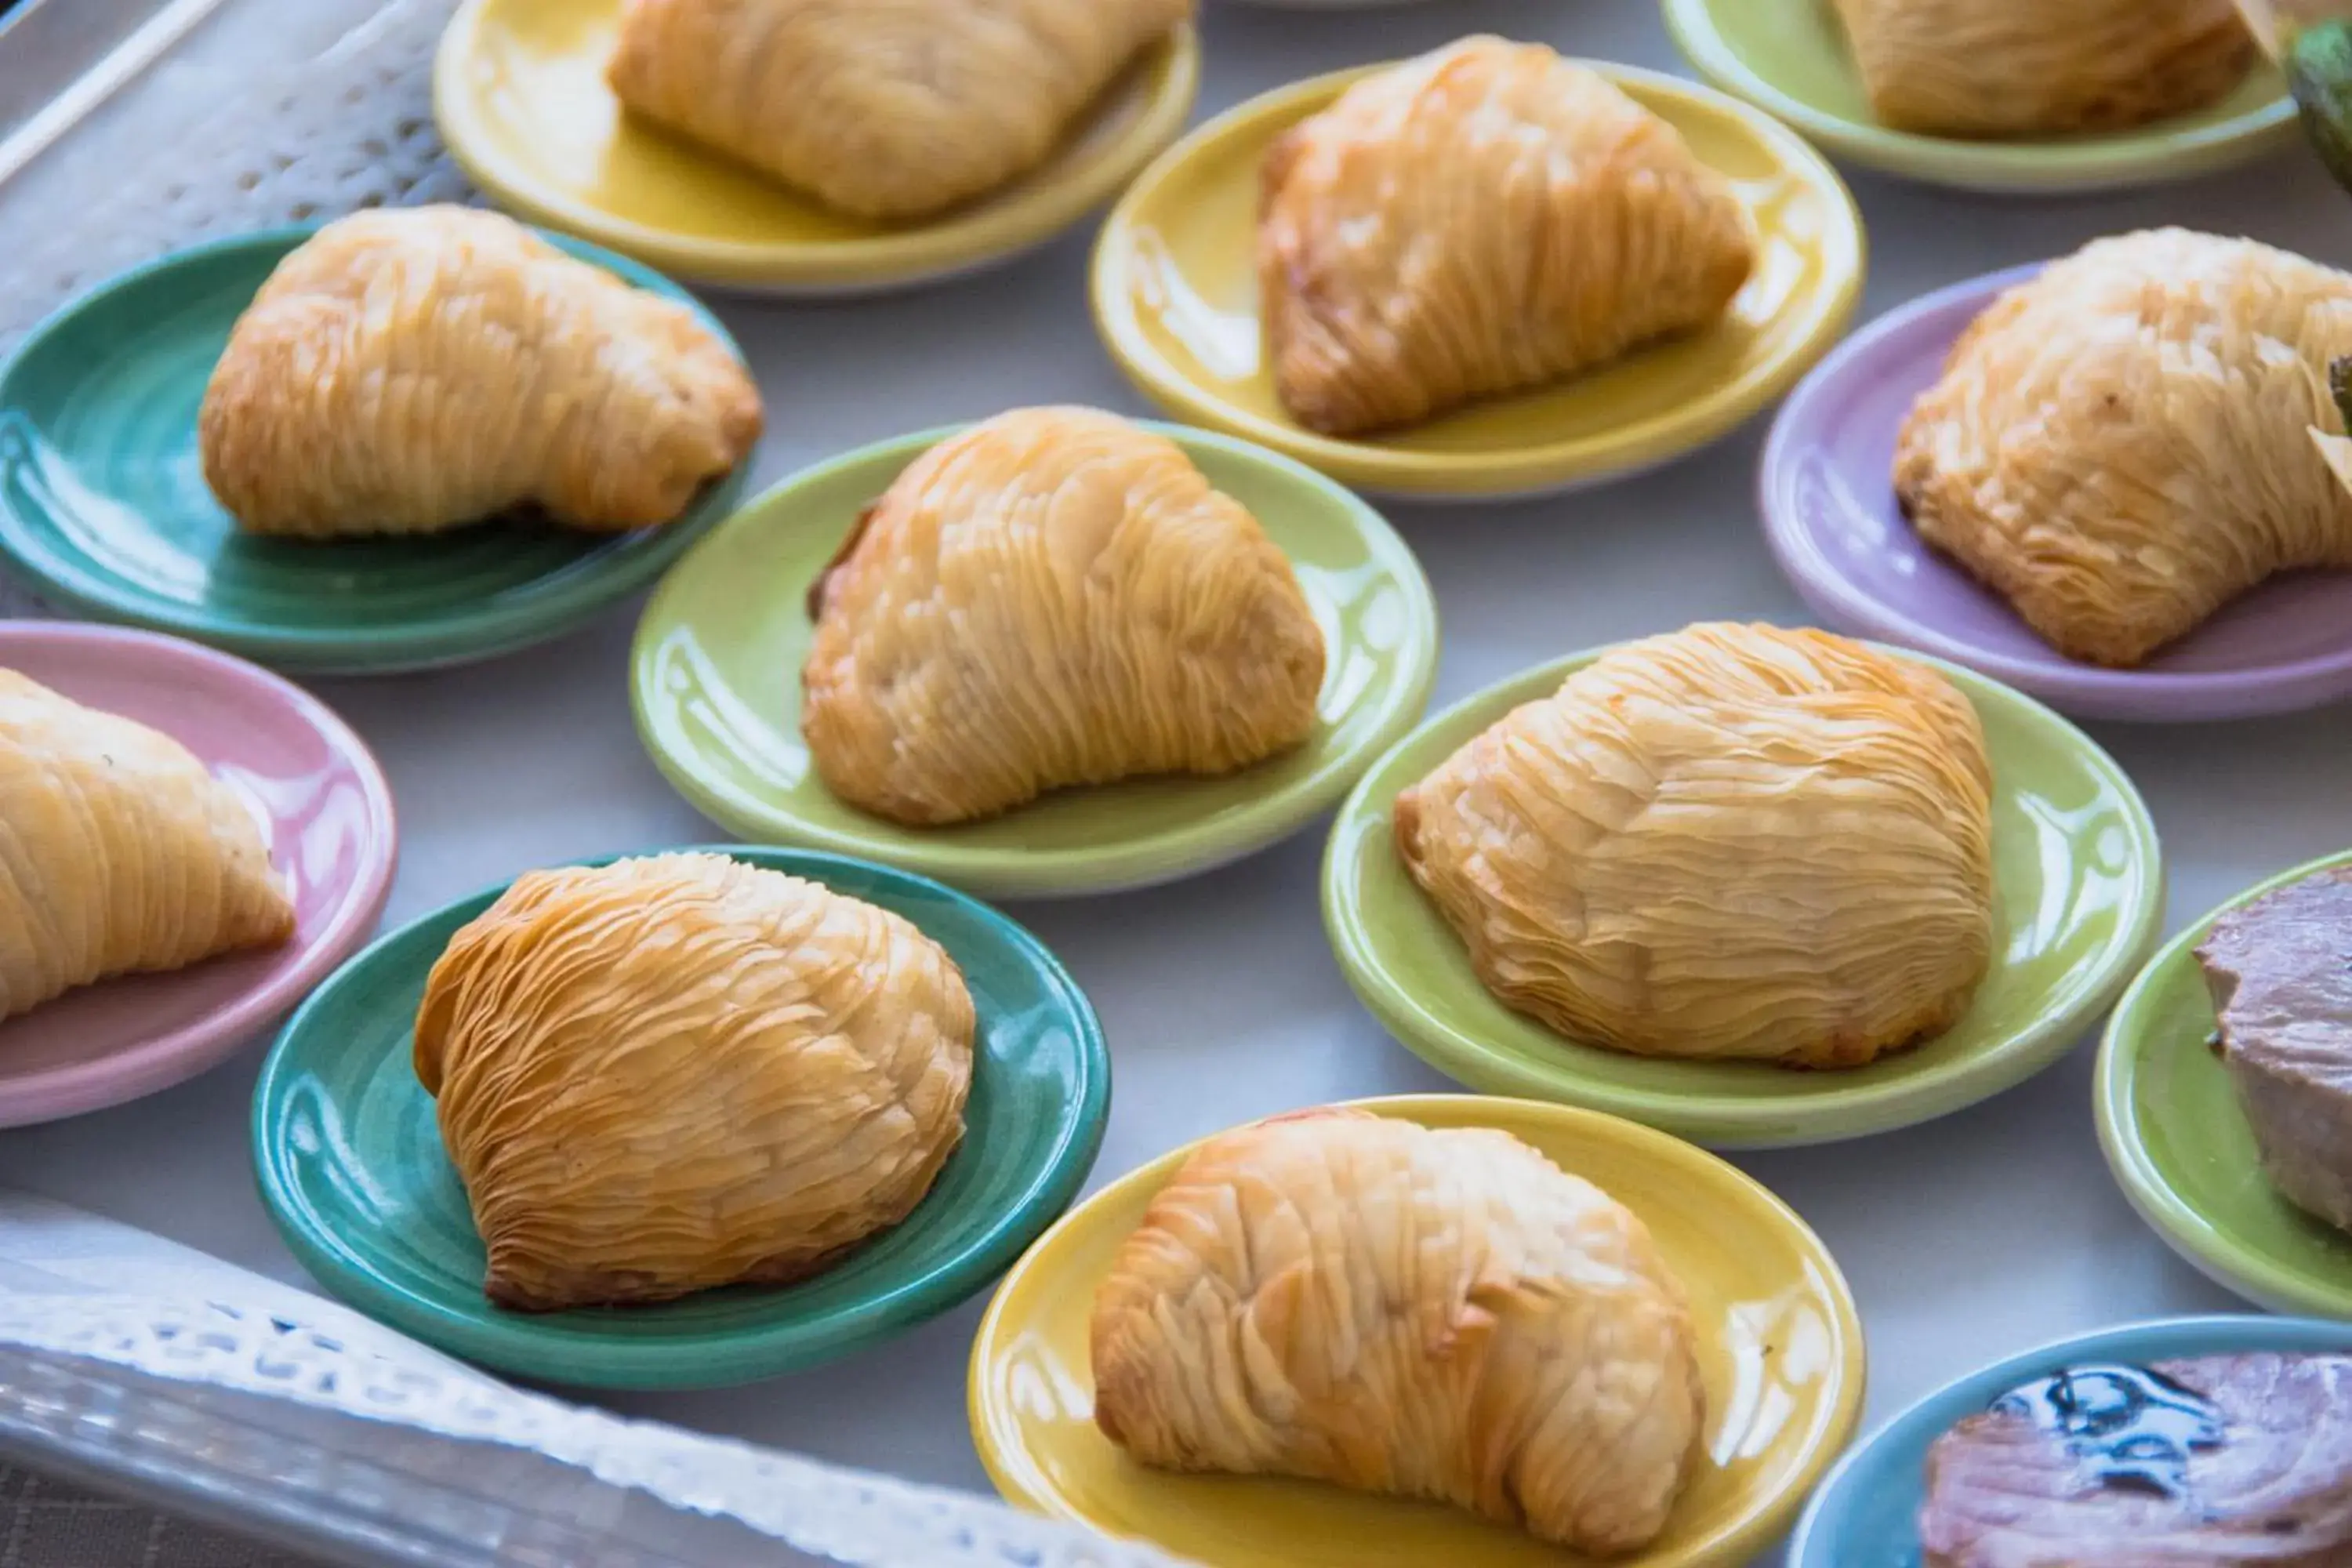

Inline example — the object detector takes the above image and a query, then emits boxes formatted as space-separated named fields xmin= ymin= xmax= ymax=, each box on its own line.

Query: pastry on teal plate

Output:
xmin=2099 ymin=847 xmax=2352 ymax=1319
xmin=631 ymin=415 xmax=1439 ymax=900
xmin=1323 ymin=628 xmax=2165 ymax=1149
xmin=0 ymin=223 xmax=754 ymax=675
xmin=251 ymin=846 xmax=1108 ymax=1390
xmin=1663 ymin=0 xmax=2296 ymax=194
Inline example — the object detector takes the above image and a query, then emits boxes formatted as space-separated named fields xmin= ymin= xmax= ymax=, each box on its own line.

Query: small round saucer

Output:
xmin=1761 ymin=264 xmax=2352 ymax=722
xmin=1090 ymin=59 xmax=1864 ymax=499
xmin=252 ymin=846 xmax=1108 ymax=1390
xmin=0 ymin=622 xmax=395 ymax=1127
xmin=434 ymin=0 xmax=1200 ymax=295
xmin=971 ymin=1094 xmax=1865 ymax=1568
xmin=1665 ymin=0 xmax=2298 ymax=194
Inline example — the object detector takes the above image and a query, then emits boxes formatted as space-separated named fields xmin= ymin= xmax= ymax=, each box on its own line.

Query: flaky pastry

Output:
xmin=200 ymin=205 xmax=761 ymax=537
xmin=416 ymin=852 xmax=973 ymax=1312
xmin=1396 ymin=623 xmax=1995 ymax=1069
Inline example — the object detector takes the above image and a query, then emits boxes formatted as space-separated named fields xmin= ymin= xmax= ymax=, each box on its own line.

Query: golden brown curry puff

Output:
xmin=1091 ymin=1108 xmax=1705 ymax=1553
xmin=0 ymin=670 xmax=292 ymax=1022
xmin=416 ymin=852 xmax=973 ymax=1312
xmin=801 ymin=406 xmax=1326 ymax=826
xmin=200 ymin=205 xmax=761 ymax=538
xmin=1259 ymin=35 xmax=1755 ymax=437
xmin=1396 ymin=623 xmax=1995 ymax=1069
xmin=1831 ymin=0 xmax=2255 ymax=137
xmin=607 ymin=0 xmax=1193 ymax=220
xmin=1898 ymin=229 xmax=2352 ymax=668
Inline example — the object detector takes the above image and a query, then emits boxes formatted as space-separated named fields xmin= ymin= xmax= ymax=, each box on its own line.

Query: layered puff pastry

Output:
xmin=1091 ymin=1109 xmax=1705 ymax=1554
xmin=416 ymin=852 xmax=972 ymax=1312
xmin=0 ymin=672 xmax=292 ymax=1022
xmin=1259 ymin=36 xmax=1755 ymax=437
xmin=1397 ymin=623 xmax=1995 ymax=1069
xmin=1898 ymin=229 xmax=2352 ymax=668
xmin=200 ymin=205 xmax=762 ymax=539
xmin=801 ymin=406 xmax=1326 ymax=826
xmin=1831 ymin=0 xmax=2256 ymax=137
xmin=607 ymin=0 xmax=1192 ymax=220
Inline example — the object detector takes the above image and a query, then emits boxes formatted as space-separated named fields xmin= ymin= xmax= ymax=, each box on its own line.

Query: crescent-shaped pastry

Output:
xmin=0 ymin=671 xmax=293 ymax=1021
xmin=1897 ymin=229 xmax=2352 ymax=668
xmin=1831 ymin=0 xmax=2255 ymax=137
xmin=200 ymin=205 xmax=763 ymax=538
xmin=415 ymin=852 xmax=974 ymax=1311
xmin=606 ymin=0 xmax=1193 ymax=220
xmin=1091 ymin=1108 xmax=1705 ymax=1554
xmin=1259 ymin=35 xmax=1755 ymax=437
xmin=1396 ymin=623 xmax=1995 ymax=1069
xmin=801 ymin=406 xmax=1326 ymax=826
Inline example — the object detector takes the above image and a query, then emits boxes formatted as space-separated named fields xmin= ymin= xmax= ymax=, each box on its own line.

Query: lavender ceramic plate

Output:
xmin=1761 ymin=265 xmax=2352 ymax=722
xmin=0 ymin=623 xmax=396 ymax=1125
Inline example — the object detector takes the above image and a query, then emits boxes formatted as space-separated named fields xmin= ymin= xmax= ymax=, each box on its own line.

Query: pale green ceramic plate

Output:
xmin=1323 ymin=641 xmax=2165 ymax=1148
xmin=1663 ymin=0 xmax=2298 ymax=194
xmin=631 ymin=421 xmax=1438 ymax=898
xmin=2098 ymin=849 xmax=2352 ymax=1318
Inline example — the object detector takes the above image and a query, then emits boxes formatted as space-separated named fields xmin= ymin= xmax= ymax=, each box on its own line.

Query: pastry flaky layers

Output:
xmin=200 ymin=205 xmax=762 ymax=538
xmin=1831 ymin=0 xmax=2254 ymax=137
xmin=1091 ymin=1108 xmax=1705 ymax=1554
xmin=416 ymin=852 xmax=973 ymax=1312
xmin=607 ymin=0 xmax=1192 ymax=221
xmin=1398 ymin=623 xmax=1996 ymax=1069
xmin=802 ymin=406 xmax=1326 ymax=826
xmin=0 ymin=670 xmax=293 ymax=1022
xmin=1898 ymin=229 xmax=2352 ymax=668
xmin=1260 ymin=35 xmax=1755 ymax=437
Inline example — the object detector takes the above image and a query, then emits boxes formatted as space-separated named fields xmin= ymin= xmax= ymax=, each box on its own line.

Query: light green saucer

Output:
xmin=1663 ymin=0 xmax=2297 ymax=194
xmin=1323 ymin=643 xmax=2165 ymax=1149
xmin=630 ymin=421 xmax=1438 ymax=899
xmin=2098 ymin=848 xmax=2352 ymax=1318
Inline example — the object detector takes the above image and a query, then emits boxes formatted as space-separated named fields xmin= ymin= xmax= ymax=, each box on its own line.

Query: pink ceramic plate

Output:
xmin=0 ymin=622 xmax=396 ymax=1125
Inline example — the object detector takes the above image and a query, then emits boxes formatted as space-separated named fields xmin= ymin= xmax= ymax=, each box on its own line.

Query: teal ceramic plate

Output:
xmin=251 ymin=846 xmax=1108 ymax=1389
xmin=1664 ymin=0 xmax=2298 ymax=194
xmin=0 ymin=226 xmax=753 ymax=674
xmin=2099 ymin=848 xmax=2352 ymax=1318
xmin=1323 ymin=640 xmax=2165 ymax=1149
xmin=631 ymin=420 xmax=1439 ymax=899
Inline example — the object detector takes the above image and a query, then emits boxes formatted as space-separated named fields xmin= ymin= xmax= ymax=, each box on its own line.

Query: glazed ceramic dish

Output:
xmin=1787 ymin=1315 xmax=2352 ymax=1562
xmin=631 ymin=422 xmax=1438 ymax=899
xmin=1664 ymin=0 xmax=2296 ymax=194
xmin=0 ymin=227 xmax=751 ymax=675
xmin=1323 ymin=641 xmax=2164 ymax=1148
xmin=1089 ymin=60 xmax=1864 ymax=500
xmin=1762 ymin=264 xmax=2352 ymax=722
xmin=970 ymin=1094 xmax=1865 ymax=1568
xmin=434 ymin=0 xmax=1200 ymax=295
xmin=252 ymin=847 xmax=1107 ymax=1390
xmin=0 ymin=622 xmax=395 ymax=1127
xmin=2098 ymin=848 xmax=2352 ymax=1318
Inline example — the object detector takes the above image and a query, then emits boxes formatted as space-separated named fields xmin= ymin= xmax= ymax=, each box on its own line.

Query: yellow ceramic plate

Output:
xmin=970 ymin=1094 xmax=1867 ymax=1568
xmin=1090 ymin=61 xmax=1866 ymax=499
xmin=434 ymin=0 xmax=1201 ymax=295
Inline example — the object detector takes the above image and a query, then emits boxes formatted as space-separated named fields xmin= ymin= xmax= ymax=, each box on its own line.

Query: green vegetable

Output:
xmin=2287 ymin=18 xmax=2352 ymax=194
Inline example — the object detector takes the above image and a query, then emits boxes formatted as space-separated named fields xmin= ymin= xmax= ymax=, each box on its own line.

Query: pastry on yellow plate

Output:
xmin=1830 ymin=0 xmax=2256 ymax=136
xmin=1259 ymin=35 xmax=1756 ymax=437
xmin=416 ymin=851 xmax=973 ymax=1312
xmin=606 ymin=0 xmax=1194 ymax=221
xmin=199 ymin=205 xmax=762 ymax=538
xmin=1090 ymin=1106 xmax=1705 ymax=1553
xmin=801 ymin=405 xmax=1327 ymax=826
xmin=0 ymin=670 xmax=292 ymax=1022
xmin=1898 ymin=228 xmax=2352 ymax=668
xmin=1396 ymin=622 xmax=1995 ymax=1069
